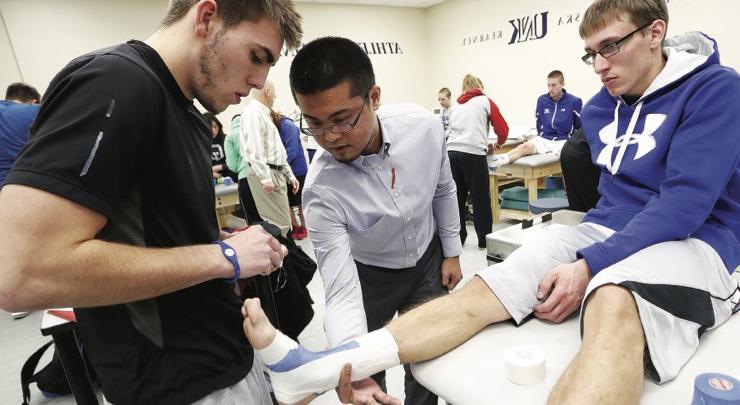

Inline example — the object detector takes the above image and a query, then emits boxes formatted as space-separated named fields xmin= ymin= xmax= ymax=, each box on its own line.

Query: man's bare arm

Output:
xmin=0 ymin=185 xmax=284 ymax=312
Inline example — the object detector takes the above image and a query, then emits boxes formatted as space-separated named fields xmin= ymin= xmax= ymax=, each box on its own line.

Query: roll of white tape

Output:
xmin=504 ymin=345 xmax=546 ymax=385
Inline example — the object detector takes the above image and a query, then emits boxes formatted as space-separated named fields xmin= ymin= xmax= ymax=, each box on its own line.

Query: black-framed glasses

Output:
xmin=300 ymin=98 xmax=367 ymax=137
xmin=581 ymin=22 xmax=653 ymax=65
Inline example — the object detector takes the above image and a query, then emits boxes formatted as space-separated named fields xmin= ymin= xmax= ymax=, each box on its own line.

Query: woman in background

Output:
xmin=446 ymin=74 xmax=509 ymax=248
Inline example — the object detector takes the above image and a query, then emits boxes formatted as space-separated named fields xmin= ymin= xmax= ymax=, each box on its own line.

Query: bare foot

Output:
xmin=242 ymin=298 xmax=277 ymax=350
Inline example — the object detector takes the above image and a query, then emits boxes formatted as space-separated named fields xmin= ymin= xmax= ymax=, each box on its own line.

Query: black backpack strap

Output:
xmin=20 ymin=340 xmax=54 ymax=405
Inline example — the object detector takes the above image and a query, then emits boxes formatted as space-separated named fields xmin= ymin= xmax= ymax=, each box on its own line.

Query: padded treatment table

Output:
xmin=489 ymin=153 xmax=562 ymax=223
xmin=214 ymin=183 xmax=240 ymax=229
xmin=411 ymin=273 xmax=740 ymax=405
xmin=411 ymin=272 xmax=740 ymax=404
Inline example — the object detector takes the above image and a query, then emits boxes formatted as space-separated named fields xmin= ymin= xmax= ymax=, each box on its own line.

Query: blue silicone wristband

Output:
xmin=213 ymin=240 xmax=240 ymax=283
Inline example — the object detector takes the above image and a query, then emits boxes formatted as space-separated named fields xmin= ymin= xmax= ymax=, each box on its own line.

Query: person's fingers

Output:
xmin=373 ymin=391 xmax=401 ymax=405
xmin=336 ymin=364 xmax=354 ymax=402
xmin=441 ymin=271 xmax=451 ymax=289
xmin=537 ymin=271 xmax=557 ymax=300
xmin=534 ymin=286 xmax=563 ymax=314
xmin=449 ymin=274 xmax=461 ymax=290
xmin=269 ymin=250 xmax=283 ymax=269
xmin=267 ymin=235 xmax=282 ymax=252
xmin=280 ymin=244 xmax=289 ymax=259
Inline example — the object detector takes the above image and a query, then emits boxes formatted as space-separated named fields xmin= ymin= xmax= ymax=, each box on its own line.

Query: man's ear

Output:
xmin=648 ymin=19 xmax=667 ymax=49
xmin=193 ymin=0 xmax=218 ymax=39
xmin=369 ymin=85 xmax=382 ymax=110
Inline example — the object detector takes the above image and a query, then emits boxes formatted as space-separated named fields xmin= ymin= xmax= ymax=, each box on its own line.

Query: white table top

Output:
xmin=412 ymin=300 xmax=740 ymax=404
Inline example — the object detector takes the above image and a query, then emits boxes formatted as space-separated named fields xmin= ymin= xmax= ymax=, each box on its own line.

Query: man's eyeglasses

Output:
xmin=300 ymin=98 xmax=367 ymax=137
xmin=581 ymin=22 xmax=653 ymax=65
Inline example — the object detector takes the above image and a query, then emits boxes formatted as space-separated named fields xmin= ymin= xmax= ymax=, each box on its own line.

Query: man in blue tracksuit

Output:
xmin=242 ymin=2 xmax=740 ymax=405
xmin=489 ymin=70 xmax=582 ymax=169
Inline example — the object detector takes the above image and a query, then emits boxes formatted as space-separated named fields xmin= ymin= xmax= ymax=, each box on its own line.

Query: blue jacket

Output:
xmin=278 ymin=116 xmax=308 ymax=177
xmin=535 ymin=90 xmax=582 ymax=140
xmin=579 ymin=32 xmax=740 ymax=275
xmin=0 ymin=100 xmax=39 ymax=186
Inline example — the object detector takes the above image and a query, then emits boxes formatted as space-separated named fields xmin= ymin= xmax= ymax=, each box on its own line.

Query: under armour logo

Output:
xmin=596 ymin=113 xmax=666 ymax=172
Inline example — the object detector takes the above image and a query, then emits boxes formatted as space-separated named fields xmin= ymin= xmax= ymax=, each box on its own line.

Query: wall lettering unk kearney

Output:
xmin=508 ymin=11 xmax=548 ymax=45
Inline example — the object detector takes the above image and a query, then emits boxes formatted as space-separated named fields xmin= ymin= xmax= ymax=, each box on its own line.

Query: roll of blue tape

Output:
xmin=691 ymin=373 xmax=740 ymax=405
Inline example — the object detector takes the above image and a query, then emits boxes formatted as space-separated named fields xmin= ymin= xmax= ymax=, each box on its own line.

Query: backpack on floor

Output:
xmin=20 ymin=340 xmax=71 ymax=404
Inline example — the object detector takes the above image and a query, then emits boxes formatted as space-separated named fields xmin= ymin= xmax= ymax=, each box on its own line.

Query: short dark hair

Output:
xmin=289 ymin=36 xmax=375 ymax=100
xmin=162 ymin=0 xmax=302 ymax=49
xmin=547 ymin=70 xmax=564 ymax=82
xmin=438 ymin=87 xmax=451 ymax=98
xmin=5 ymin=82 xmax=40 ymax=103
xmin=202 ymin=112 xmax=223 ymax=134
xmin=580 ymin=0 xmax=668 ymax=39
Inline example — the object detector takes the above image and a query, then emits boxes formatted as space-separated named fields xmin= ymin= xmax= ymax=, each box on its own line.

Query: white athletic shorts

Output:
xmin=477 ymin=222 xmax=740 ymax=383
xmin=528 ymin=136 xmax=567 ymax=156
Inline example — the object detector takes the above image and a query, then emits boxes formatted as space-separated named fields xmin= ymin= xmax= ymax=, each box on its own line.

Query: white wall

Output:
xmin=1 ymin=0 xmax=738 ymax=128
xmin=425 ymin=0 xmax=740 ymax=127
xmin=0 ymin=0 xmax=167 ymax=97
xmin=0 ymin=0 xmax=428 ymax=128
xmin=220 ymin=2 xmax=429 ymax=126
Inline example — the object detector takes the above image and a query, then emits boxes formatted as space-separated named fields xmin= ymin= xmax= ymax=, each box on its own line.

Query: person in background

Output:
xmin=240 ymin=81 xmax=299 ymax=237
xmin=225 ymin=114 xmax=264 ymax=224
xmin=489 ymin=70 xmax=582 ymax=169
xmin=1 ymin=82 xmax=40 ymax=320
xmin=437 ymin=87 xmax=452 ymax=132
xmin=204 ymin=112 xmax=237 ymax=182
xmin=273 ymin=110 xmax=309 ymax=240
xmin=446 ymin=73 xmax=508 ymax=248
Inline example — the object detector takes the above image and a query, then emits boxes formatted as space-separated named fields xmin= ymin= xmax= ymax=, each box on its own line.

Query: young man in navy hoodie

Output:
xmin=241 ymin=1 xmax=740 ymax=404
xmin=489 ymin=70 xmax=582 ymax=169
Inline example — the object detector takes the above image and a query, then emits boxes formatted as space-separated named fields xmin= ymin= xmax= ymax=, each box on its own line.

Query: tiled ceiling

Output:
xmin=295 ymin=0 xmax=447 ymax=8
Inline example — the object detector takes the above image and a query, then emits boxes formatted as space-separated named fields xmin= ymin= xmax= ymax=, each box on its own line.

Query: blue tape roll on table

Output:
xmin=691 ymin=373 xmax=740 ymax=405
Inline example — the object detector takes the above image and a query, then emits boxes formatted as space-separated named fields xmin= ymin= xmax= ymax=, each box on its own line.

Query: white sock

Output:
xmin=498 ymin=154 xmax=510 ymax=164
xmin=256 ymin=328 xmax=400 ymax=404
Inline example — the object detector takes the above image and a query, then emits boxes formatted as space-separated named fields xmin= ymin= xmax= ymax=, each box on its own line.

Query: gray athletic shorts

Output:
xmin=477 ymin=222 xmax=740 ymax=383
xmin=103 ymin=359 xmax=272 ymax=405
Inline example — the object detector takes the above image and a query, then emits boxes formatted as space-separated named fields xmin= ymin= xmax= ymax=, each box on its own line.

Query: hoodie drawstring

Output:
xmin=610 ymin=100 xmax=643 ymax=175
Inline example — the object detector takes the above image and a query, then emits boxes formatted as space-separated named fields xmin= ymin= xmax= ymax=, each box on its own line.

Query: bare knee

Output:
xmin=455 ymin=277 xmax=509 ymax=325
xmin=583 ymin=284 xmax=644 ymax=342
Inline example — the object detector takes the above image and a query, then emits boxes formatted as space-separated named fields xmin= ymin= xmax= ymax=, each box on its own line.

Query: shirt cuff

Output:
xmin=576 ymin=243 xmax=610 ymax=276
xmin=441 ymin=235 xmax=463 ymax=258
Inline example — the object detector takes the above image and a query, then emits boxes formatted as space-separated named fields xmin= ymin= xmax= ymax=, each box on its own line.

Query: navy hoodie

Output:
xmin=578 ymin=32 xmax=740 ymax=275
xmin=535 ymin=90 xmax=583 ymax=140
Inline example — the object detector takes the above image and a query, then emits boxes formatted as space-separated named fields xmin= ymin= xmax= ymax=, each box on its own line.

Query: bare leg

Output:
xmin=547 ymin=285 xmax=644 ymax=405
xmin=389 ymin=276 xmax=510 ymax=363
xmin=507 ymin=142 xmax=536 ymax=164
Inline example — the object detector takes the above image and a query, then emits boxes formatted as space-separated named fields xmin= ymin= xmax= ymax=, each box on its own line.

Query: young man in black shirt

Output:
xmin=0 ymin=1 xmax=301 ymax=403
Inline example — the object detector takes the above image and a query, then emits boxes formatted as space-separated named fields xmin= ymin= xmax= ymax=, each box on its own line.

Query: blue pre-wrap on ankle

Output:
xmin=267 ymin=341 xmax=360 ymax=373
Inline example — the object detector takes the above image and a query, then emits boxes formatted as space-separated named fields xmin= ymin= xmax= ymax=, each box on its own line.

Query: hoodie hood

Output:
xmin=637 ymin=32 xmax=718 ymax=103
xmin=457 ymin=88 xmax=484 ymax=104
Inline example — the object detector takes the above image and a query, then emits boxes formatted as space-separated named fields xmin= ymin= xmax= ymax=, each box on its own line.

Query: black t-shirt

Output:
xmin=211 ymin=133 xmax=237 ymax=182
xmin=6 ymin=41 xmax=253 ymax=404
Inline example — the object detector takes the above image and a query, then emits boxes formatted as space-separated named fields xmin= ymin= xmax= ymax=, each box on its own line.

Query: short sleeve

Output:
xmin=6 ymin=52 xmax=161 ymax=217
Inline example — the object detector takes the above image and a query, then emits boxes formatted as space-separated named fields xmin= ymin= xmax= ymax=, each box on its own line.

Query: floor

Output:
xmin=0 ymin=217 xmax=518 ymax=405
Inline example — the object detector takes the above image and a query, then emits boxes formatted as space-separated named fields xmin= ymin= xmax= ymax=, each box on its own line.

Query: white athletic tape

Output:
xmin=504 ymin=345 xmax=546 ymax=385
